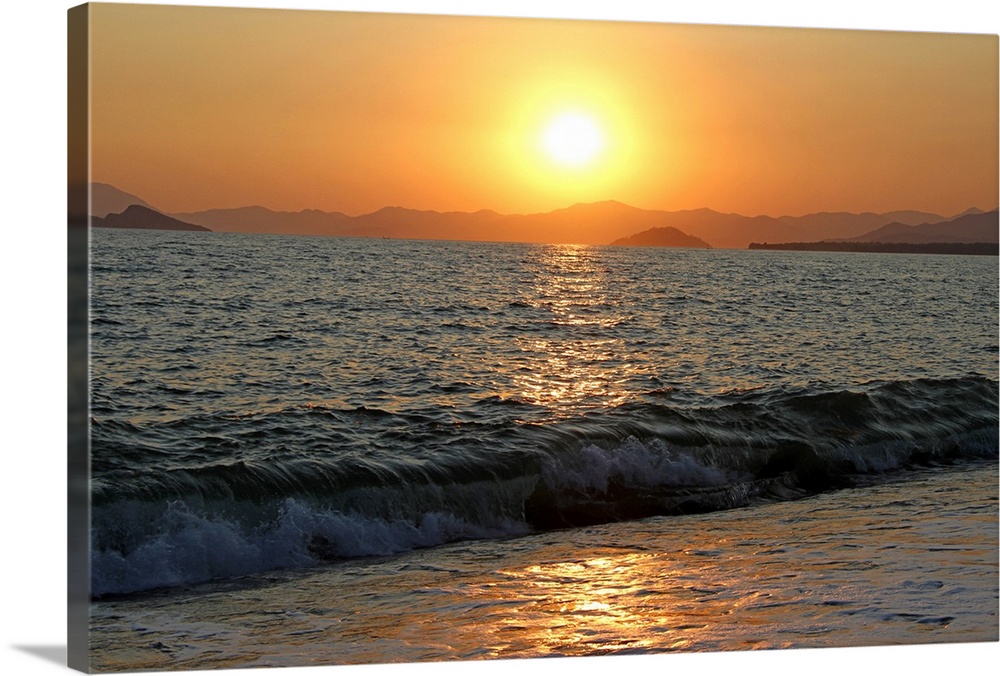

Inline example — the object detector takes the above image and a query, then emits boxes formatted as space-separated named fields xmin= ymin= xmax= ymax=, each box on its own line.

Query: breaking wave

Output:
xmin=91 ymin=376 xmax=997 ymax=596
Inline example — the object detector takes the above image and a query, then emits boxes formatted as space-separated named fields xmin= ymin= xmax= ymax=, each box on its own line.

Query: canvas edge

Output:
xmin=57 ymin=4 xmax=1000 ymax=675
xmin=68 ymin=3 xmax=92 ymax=673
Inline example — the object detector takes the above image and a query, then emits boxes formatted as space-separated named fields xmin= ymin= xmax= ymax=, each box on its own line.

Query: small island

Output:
xmin=610 ymin=226 xmax=712 ymax=249
xmin=92 ymin=205 xmax=211 ymax=232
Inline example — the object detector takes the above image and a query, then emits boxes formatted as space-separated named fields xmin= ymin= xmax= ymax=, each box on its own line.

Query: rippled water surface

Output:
xmin=88 ymin=228 xmax=997 ymax=664
xmin=92 ymin=231 xmax=997 ymax=422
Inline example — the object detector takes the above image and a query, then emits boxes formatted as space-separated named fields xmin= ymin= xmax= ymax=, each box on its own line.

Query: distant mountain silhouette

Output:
xmin=848 ymin=210 xmax=998 ymax=244
xmin=622 ymin=208 xmax=804 ymax=249
xmin=171 ymin=205 xmax=354 ymax=236
xmin=173 ymin=200 xmax=686 ymax=244
xmin=609 ymin=227 xmax=711 ymax=249
xmin=91 ymin=183 xmax=156 ymax=217
xmin=348 ymin=206 xmax=508 ymax=241
xmin=500 ymin=201 xmax=710 ymax=245
xmin=749 ymin=241 xmax=997 ymax=256
xmin=92 ymin=205 xmax=211 ymax=232
xmin=171 ymin=200 xmax=990 ymax=248
xmin=86 ymin=183 xmax=993 ymax=248
xmin=952 ymin=207 xmax=986 ymax=217
xmin=881 ymin=209 xmax=951 ymax=224
xmin=774 ymin=210 xmax=946 ymax=240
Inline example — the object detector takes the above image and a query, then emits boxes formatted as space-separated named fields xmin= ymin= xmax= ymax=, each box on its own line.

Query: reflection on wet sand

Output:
xmin=89 ymin=465 xmax=997 ymax=670
xmin=490 ymin=553 xmax=677 ymax=655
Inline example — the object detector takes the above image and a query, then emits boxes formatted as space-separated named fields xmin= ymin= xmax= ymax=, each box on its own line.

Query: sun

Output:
xmin=504 ymin=91 xmax=636 ymax=204
xmin=540 ymin=112 xmax=606 ymax=168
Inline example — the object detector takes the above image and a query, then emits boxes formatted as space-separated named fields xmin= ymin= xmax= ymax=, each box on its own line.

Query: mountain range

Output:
xmin=89 ymin=183 xmax=997 ymax=249
xmin=845 ymin=210 xmax=996 ymax=244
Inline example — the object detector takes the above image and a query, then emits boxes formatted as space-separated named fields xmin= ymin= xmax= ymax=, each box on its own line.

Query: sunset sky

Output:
xmin=88 ymin=2 xmax=998 ymax=218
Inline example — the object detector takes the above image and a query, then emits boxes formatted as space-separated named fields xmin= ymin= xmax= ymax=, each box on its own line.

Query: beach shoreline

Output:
xmin=90 ymin=461 xmax=999 ymax=671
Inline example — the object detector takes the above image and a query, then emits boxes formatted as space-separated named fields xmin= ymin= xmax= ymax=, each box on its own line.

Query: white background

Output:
xmin=2 ymin=1 xmax=997 ymax=675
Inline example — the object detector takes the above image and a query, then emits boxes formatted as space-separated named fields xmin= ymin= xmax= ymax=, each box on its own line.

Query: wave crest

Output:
xmin=90 ymin=376 xmax=998 ymax=596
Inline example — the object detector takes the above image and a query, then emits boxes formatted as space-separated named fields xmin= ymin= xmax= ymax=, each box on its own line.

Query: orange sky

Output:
xmin=88 ymin=3 xmax=998 ymax=218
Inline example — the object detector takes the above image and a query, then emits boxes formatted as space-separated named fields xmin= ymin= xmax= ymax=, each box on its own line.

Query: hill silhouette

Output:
xmin=349 ymin=206 xmax=507 ymax=241
xmin=848 ymin=210 xmax=998 ymax=244
xmin=91 ymin=183 xmax=156 ymax=217
xmin=773 ymin=210 xmax=946 ymax=240
xmin=609 ymin=227 xmax=711 ymax=249
xmin=171 ymin=205 xmax=354 ymax=237
xmin=92 ymin=205 xmax=211 ymax=232
xmin=500 ymin=201 xmax=715 ymax=245
xmin=749 ymin=210 xmax=998 ymax=255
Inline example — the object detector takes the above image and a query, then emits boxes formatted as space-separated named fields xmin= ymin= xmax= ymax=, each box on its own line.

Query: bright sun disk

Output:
xmin=541 ymin=112 xmax=605 ymax=168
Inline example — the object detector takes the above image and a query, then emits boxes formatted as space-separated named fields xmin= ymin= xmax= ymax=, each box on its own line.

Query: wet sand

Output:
xmin=89 ymin=463 xmax=998 ymax=671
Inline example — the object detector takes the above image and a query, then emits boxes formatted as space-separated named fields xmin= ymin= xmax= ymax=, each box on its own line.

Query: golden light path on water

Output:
xmin=505 ymin=244 xmax=647 ymax=414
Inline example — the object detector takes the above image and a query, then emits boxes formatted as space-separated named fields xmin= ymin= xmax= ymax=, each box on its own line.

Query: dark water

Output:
xmin=89 ymin=229 xmax=998 ymax=597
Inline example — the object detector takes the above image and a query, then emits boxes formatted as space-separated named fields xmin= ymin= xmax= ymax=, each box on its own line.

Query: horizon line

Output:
xmin=86 ymin=182 xmax=996 ymax=222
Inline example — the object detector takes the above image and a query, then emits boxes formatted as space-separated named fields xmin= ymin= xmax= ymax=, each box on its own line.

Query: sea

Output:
xmin=86 ymin=228 xmax=998 ymax=671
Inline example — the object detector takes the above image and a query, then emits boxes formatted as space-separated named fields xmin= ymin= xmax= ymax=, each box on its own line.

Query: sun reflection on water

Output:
xmin=499 ymin=245 xmax=649 ymax=415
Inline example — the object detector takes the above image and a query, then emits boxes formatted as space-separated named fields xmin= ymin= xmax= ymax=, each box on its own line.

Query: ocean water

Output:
xmin=87 ymin=229 xmax=998 ymax=666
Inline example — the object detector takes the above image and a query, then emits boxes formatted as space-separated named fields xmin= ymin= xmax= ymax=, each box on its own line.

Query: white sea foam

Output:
xmin=542 ymin=437 xmax=730 ymax=493
xmin=91 ymin=498 xmax=531 ymax=596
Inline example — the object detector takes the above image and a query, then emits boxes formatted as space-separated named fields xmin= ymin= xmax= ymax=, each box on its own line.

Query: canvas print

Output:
xmin=68 ymin=2 xmax=999 ymax=672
